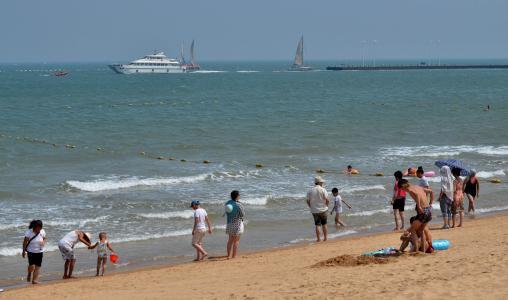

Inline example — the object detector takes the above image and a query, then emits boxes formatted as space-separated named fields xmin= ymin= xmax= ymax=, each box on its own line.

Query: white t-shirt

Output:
xmin=419 ymin=176 xmax=430 ymax=188
xmin=194 ymin=208 xmax=208 ymax=231
xmin=333 ymin=195 xmax=343 ymax=212
xmin=24 ymin=229 xmax=46 ymax=253
xmin=59 ymin=230 xmax=79 ymax=248
xmin=307 ymin=185 xmax=329 ymax=214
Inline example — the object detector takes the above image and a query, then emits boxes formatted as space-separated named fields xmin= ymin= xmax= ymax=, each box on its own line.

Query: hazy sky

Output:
xmin=1 ymin=0 xmax=507 ymax=62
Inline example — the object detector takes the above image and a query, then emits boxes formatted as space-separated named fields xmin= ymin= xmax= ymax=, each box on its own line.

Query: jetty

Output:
xmin=326 ymin=63 xmax=508 ymax=71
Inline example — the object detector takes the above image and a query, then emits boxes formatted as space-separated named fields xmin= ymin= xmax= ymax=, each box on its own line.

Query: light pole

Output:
xmin=372 ymin=40 xmax=378 ymax=67
xmin=361 ymin=40 xmax=367 ymax=67
xmin=436 ymin=40 xmax=441 ymax=66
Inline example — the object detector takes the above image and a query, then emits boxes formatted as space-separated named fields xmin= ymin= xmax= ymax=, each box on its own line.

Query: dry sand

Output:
xmin=3 ymin=213 xmax=508 ymax=299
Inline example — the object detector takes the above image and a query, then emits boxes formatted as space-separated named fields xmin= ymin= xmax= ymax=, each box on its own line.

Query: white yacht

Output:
xmin=109 ymin=51 xmax=185 ymax=74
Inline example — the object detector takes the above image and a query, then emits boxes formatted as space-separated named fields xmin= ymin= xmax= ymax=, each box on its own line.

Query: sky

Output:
xmin=1 ymin=0 xmax=508 ymax=62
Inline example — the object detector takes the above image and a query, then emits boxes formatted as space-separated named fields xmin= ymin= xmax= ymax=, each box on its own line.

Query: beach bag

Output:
xmin=238 ymin=221 xmax=244 ymax=234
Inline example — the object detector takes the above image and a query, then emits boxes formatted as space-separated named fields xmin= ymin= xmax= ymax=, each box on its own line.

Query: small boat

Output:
xmin=289 ymin=36 xmax=312 ymax=71
xmin=54 ymin=71 xmax=69 ymax=77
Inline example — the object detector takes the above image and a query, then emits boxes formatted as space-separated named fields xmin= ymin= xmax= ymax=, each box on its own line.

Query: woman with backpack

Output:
xmin=22 ymin=220 xmax=46 ymax=284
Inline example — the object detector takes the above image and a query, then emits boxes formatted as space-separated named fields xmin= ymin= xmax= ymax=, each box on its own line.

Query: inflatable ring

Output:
xmin=432 ymin=239 xmax=450 ymax=250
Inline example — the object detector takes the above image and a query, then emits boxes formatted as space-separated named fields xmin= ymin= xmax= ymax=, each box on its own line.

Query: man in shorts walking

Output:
xmin=306 ymin=176 xmax=330 ymax=242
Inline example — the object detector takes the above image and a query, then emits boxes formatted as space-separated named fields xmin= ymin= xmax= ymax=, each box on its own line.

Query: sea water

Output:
xmin=1 ymin=60 xmax=507 ymax=284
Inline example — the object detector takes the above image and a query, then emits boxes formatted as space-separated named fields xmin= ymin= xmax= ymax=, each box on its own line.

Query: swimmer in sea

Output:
xmin=344 ymin=165 xmax=359 ymax=175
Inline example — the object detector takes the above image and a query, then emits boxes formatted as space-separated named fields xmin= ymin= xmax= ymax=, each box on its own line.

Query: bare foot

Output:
xmin=200 ymin=254 xmax=209 ymax=261
xmin=393 ymin=227 xmax=399 ymax=231
xmin=32 ymin=281 xmax=39 ymax=285
xmin=62 ymin=275 xmax=68 ymax=280
xmin=193 ymin=258 xmax=200 ymax=262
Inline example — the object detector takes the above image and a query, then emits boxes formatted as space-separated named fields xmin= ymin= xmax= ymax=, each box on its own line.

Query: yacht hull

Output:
xmin=109 ymin=64 xmax=185 ymax=74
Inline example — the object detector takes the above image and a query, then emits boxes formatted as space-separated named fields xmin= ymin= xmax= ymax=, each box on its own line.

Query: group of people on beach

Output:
xmin=20 ymin=191 xmax=246 ymax=284
xmin=19 ymin=164 xmax=481 ymax=284
xmin=22 ymin=221 xmax=116 ymax=284
xmin=391 ymin=166 xmax=480 ymax=252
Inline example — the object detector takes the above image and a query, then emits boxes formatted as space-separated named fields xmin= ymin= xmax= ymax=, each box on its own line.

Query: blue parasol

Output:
xmin=435 ymin=159 xmax=470 ymax=176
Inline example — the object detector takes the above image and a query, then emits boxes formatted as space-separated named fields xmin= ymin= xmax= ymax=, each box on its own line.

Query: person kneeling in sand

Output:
xmin=400 ymin=216 xmax=434 ymax=253
xmin=398 ymin=179 xmax=434 ymax=253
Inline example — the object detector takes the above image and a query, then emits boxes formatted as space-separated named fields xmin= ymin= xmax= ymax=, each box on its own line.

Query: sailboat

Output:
xmin=290 ymin=36 xmax=312 ymax=71
xmin=182 ymin=40 xmax=200 ymax=72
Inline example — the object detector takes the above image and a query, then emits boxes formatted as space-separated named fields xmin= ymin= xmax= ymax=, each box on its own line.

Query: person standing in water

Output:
xmin=22 ymin=220 xmax=46 ymax=284
xmin=225 ymin=190 xmax=245 ymax=259
xmin=392 ymin=171 xmax=406 ymax=231
xmin=306 ymin=176 xmax=330 ymax=242
xmin=464 ymin=169 xmax=480 ymax=215
xmin=439 ymin=166 xmax=454 ymax=229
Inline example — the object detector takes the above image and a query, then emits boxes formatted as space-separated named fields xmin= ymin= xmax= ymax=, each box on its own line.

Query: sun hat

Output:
xmin=83 ymin=232 xmax=92 ymax=243
xmin=190 ymin=200 xmax=200 ymax=207
xmin=314 ymin=176 xmax=325 ymax=184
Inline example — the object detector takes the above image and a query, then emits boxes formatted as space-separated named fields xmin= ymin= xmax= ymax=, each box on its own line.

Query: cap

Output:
xmin=314 ymin=176 xmax=325 ymax=184
xmin=190 ymin=200 xmax=200 ymax=207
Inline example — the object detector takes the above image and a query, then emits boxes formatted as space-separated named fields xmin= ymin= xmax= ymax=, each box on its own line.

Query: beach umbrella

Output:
xmin=435 ymin=159 xmax=470 ymax=176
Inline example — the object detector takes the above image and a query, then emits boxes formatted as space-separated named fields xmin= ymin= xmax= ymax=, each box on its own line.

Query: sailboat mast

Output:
xmin=190 ymin=40 xmax=195 ymax=65
xmin=179 ymin=43 xmax=185 ymax=64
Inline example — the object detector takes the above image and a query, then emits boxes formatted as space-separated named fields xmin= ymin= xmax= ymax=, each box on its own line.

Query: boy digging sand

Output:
xmin=191 ymin=200 xmax=212 ymax=261
xmin=330 ymin=187 xmax=352 ymax=227
xmin=89 ymin=232 xmax=116 ymax=276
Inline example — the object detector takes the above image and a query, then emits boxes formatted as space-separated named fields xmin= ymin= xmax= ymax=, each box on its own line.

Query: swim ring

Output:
xmin=432 ymin=239 xmax=450 ymax=251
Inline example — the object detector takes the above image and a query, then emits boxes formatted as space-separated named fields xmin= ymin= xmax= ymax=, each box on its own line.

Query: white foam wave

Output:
xmin=348 ymin=208 xmax=391 ymax=217
xmin=242 ymin=196 xmax=269 ymax=205
xmin=341 ymin=185 xmax=386 ymax=193
xmin=45 ymin=216 xmax=108 ymax=227
xmin=0 ymin=244 xmax=58 ymax=257
xmin=475 ymin=206 xmax=508 ymax=214
xmin=381 ymin=145 xmax=508 ymax=157
xmin=138 ymin=210 xmax=194 ymax=219
xmin=289 ymin=230 xmax=357 ymax=244
xmin=66 ymin=174 xmax=210 ymax=192
xmin=236 ymin=70 xmax=259 ymax=73
xmin=0 ymin=222 xmax=25 ymax=231
xmin=476 ymin=170 xmax=505 ymax=179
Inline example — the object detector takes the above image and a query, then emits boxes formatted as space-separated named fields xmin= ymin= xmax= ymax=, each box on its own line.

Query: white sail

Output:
xmin=293 ymin=36 xmax=303 ymax=67
xmin=190 ymin=40 xmax=196 ymax=65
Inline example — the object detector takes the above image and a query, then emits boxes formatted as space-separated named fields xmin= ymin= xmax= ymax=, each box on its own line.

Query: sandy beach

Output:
xmin=2 ymin=213 xmax=507 ymax=300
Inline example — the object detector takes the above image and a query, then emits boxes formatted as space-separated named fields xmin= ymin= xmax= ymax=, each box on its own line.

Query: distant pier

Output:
xmin=326 ymin=64 xmax=508 ymax=71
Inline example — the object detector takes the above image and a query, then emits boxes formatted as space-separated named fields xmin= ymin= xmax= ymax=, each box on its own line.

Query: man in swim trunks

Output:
xmin=398 ymin=179 xmax=434 ymax=253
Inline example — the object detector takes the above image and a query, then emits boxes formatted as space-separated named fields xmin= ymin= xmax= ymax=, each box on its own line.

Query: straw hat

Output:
xmin=314 ymin=176 xmax=325 ymax=184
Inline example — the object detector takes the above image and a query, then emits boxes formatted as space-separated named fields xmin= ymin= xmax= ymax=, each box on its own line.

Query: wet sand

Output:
xmin=3 ymin=213 xmax=508 ymax=299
